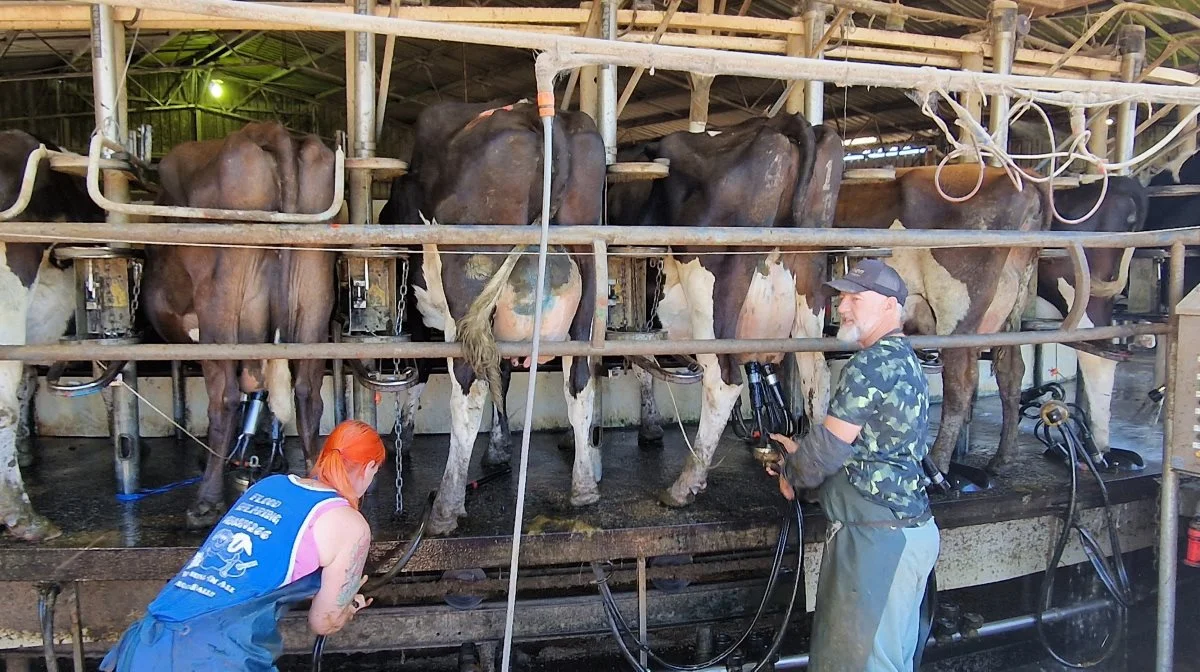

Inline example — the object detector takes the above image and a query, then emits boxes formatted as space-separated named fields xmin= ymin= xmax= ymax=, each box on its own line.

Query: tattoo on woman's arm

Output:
xmin=335 ymin=533 xmax=370 ymax=609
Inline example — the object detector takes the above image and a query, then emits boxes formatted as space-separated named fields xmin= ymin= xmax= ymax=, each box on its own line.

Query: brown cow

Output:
xmin=835 ymin=165 xmax=1052 ymax=472
xmin=143 ymin=121 xmax=336 ymax=527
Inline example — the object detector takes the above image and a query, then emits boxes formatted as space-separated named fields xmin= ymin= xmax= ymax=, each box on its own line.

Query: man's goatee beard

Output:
xmin=837 ymin=323 xmax=860 ymax=343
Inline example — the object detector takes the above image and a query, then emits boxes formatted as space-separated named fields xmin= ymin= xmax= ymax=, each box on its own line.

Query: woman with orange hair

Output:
xmin=101 ymin=420 xmax=385 ymax=672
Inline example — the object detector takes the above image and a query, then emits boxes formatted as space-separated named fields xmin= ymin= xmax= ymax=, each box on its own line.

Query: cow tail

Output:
xmin=457 ymin=246 xmax=524 ymax=415
xmin=265 ymin=330 xmax=294 ymax=425
xmin=1091 ymin=247 xmax=1135 ymax=298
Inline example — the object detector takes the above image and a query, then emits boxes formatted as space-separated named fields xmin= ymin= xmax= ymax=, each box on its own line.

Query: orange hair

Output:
xmin=310 ymin=420 xmax=385 ymax=509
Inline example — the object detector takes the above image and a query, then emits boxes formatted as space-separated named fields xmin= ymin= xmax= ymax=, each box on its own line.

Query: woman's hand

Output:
xmin=766 ymin=433 xmax=799 ymax=501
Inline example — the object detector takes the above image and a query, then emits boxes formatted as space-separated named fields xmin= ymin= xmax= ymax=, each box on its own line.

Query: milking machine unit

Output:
xmin=334 ymin=248 xmax=418 ymax=438
xmin=48 ymin=245 xmax=143 ymax=495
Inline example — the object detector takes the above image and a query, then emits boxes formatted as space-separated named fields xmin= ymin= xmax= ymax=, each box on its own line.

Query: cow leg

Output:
xmin=0 ymin=360 xmax=59 ymax=542
xmin=635 ymin=365 xmax=664 ymax=448
xmin=430 ymin=359 xmax=487 ymax=536
xmin=563 ymin=355 xmax=601 ymax=506
xmin=291 ymin=358 xmax=325 ymax=475
xmin=791 ymin=293 xmax=830 ymax=425
xmin=398 ymin=380 xmax=426 ymax=458
xmin=1074 ymin=350 xmax=1115 ymax=453
xmin=190 ymin=360 xmax=241 ymax=528
xmin=929 ymin=347 xmax=979 ymax=472
xmin=661 ymin=354 xmax=742 ymax=507
xmin=988 ymin=345 xmax=1026 ymax=472
xmin=15 ymin=365 xmax=35 ymax=469
xmin=484 ymin=361 xmax=512 ymax=468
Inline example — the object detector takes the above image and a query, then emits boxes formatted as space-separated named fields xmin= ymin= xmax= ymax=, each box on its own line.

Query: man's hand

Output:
xmin=766 ymin=433 xmax=799 ymax=500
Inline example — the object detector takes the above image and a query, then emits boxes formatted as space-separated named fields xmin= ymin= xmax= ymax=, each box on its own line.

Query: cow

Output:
xmin=606 ymin=114 xmax=843 ymax=507
xmin=1145 ymin=150 xmax=1200 ymax=301
xmin=834 ymin=164 xmax=1052 ymax=472
xmin=142 ymin=121 xmax=336 ymax=528
xmin=380 ymin=100 xmax=606 ymax=535
xmin=0 ymin=130 xmax=106 ymax=541
xmin=1033 ymin=176 xmax=1148 ymax=456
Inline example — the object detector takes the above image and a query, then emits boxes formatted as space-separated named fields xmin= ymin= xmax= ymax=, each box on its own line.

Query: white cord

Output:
xmin=499 ymin=111 xmax=556 ymax=672
xmin=103 ymin=368 xmax=219 ymax=459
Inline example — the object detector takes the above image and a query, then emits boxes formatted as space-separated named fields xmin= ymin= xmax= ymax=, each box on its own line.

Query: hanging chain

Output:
xmin=393 ymin=389 xmax=404 ymax=516
xmin=128 ymin=258 xmax=143 ymax=332
xmin=392 ymin=255 xmax=410 ymax=517
xmin=644 ymin=256 xmax=666 ymax=332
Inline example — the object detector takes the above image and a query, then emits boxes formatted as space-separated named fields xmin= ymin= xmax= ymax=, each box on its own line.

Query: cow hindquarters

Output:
xmin=661 ymin=355 xmax=742 ymax=507
xmin=430 ymin=360 xmax=488 ymax=536
xmin=562 ymin=356 xmax=601 ymax=506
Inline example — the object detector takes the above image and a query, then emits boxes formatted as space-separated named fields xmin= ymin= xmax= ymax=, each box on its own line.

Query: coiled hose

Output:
xmin=592 ymin=497 xmax=805 ymax=672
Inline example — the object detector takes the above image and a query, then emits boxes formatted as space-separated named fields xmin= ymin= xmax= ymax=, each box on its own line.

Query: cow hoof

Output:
xmin=186 ymin=501 xmax=224 ymax=529
xmin=6 ymin=513 xmax=62 ymax=542
xmin=570 ymin=489 xmax=600 ymax=507
xmin=657 ymin=487 xmax=695 ymax=508
xmin=428 ymin=510 xmax=460 ymax=537
xmin=481 ymin=446 xmax=512 ymax=470
xmin=638 ymin=425 xmax=664 ymax=449
xmin=985 ymin=455 xmax=1014 ymax=474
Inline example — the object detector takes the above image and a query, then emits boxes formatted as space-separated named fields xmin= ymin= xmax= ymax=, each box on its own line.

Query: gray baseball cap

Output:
xmin=824 ymin=259 xmax=909 ymax=304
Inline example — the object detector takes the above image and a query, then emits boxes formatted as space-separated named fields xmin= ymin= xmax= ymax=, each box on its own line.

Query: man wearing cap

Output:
xmin=767 ymin=259 xmax=940 ymax=672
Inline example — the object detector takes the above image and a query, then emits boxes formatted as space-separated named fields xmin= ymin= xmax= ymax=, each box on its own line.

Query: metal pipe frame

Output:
xmin=1156 ymin=242 xmax=1186 ymax=671
xmin=1115 ymin=25 xmax=1145 ymax=176
xmin=85 ymin=0 xmax=1200 ymax=108
xmin=597 ymin=0 xmax=617 ymax=164
xmin=0 ymin=323 xmax=1166 ymax=363
xmin=85 ymin=134 xmax=347 ymax=223
xmin=987 ymin=0 xmax=1017 ymax=164
xmin=350 ymin=0 xmax=379 ymax=429
xmin=5 ymin=221 xmax=1200 ymax=248
xmin=0 ymin=144 xmax=49 ymax=221
xmin=803 ymin=0 xmax=827 ymax=125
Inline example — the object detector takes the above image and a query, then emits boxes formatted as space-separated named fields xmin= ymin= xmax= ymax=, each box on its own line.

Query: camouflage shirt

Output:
xmin=827 ymin=335 xmax=931 ymax=519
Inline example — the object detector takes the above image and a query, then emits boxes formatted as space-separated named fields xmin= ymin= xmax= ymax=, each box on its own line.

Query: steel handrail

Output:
xmin=0 ymin=144 xmax=49 ymax=221
xmin=85 ymin=134 xmax=346 ymax=223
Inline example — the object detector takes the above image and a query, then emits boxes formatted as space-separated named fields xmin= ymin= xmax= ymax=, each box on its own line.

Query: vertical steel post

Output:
xmin=987 ymin=0 xmax=1017 ymax=164
xmin=350 ymin=0 xmax=378 ymax=429
xmin=1087 ymin=71 xmax=1111 ymax=171
xmin=578 ymin=2 xmax=599 ymax=122
xmin=1115 ymin=25 xmax=1145 ymax=175
xmin=803 ymin=1 xmax=827 ymax=124
xmin=91 ymin=4 xmax=140 ymax=495
xmin=1156 ymin=241 xmax=1185 ymax=671
xmin=598 ymin=0 xmax=618 ymax=163
xmin=171 ymin=360 xmax=186 ymax=445
xmin=637 ymin=555 xmax=649 ymax=669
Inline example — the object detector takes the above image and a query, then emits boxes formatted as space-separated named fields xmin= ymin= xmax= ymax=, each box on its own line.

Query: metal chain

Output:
xmin=393 ymin=389 xmax=404 ymax=516
xmin=644 ymin=256 xmax=665 ymax=332
xmin=128 ymin=258 xmax=143 ymax=333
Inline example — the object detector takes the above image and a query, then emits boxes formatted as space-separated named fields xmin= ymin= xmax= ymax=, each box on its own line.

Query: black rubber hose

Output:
xmin=1035 ymin=422 xmax=1129 ymax=668
xmin=594 ymin=498 xmax=805 ymax=672
xmin=311 ymin=490 xmax=436 ymax=672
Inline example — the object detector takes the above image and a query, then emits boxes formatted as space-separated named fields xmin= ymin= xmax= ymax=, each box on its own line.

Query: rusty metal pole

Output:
xmin=1157 ymin=241 xmax=1185 ymax=671
xmin=1087 ymin=71 xmax=1111 ymax=171
xmin=350 ymin=0 xmax=378 ymax=429
xmin=987 ymin=0 xmax=1017 ymax=165
xmin=91 ymin=3 xmax=140 ymax=495
xmin=1115 ymin=25 xmax=1145 ymax=175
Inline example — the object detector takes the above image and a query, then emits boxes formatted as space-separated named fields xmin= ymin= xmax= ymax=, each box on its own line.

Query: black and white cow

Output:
xmin=608 ymin=114 xmax=843 ymax=507
xmin=0 ymin=130 xmax=106 ymax=541
xmin=381 ymin=101 xmax=606 ymax=535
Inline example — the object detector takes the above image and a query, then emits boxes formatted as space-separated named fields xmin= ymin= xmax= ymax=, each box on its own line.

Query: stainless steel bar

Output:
xmin=0 ymin=323 xmax=1165 ymax=362
xmin=988 ymin=0 xmax=1016 ymax=165
xmin=170 ymin=359 xmax=186 ymax=444
xmin=637 ymin=555 xmax=648 ymax=669
xmin=1156 ymin=241 xmax=1185 ymax=672
xmin=351 ymin=0 xmax=379 ymax=430
xmin=5 ymin=221 xmax=1200 ymax=248
xmin=110 ymin=361 xmax=140 ymax=495
xmin=592 ymin=240 xmax=608 ymax=349
xmin=1115 ymin=26 xmax=1145 ymax=176
xmin=88 ymin=0 xmax=1200 ymax=107
xmin=598 ymin=0 xmax=617 ymax=163
xmin=804 ymin=1 xmax=827 ymax=124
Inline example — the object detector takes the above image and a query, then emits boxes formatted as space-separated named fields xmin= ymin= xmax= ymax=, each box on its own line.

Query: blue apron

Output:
xmin=102 ymin=475 xmax=345 ymax=671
